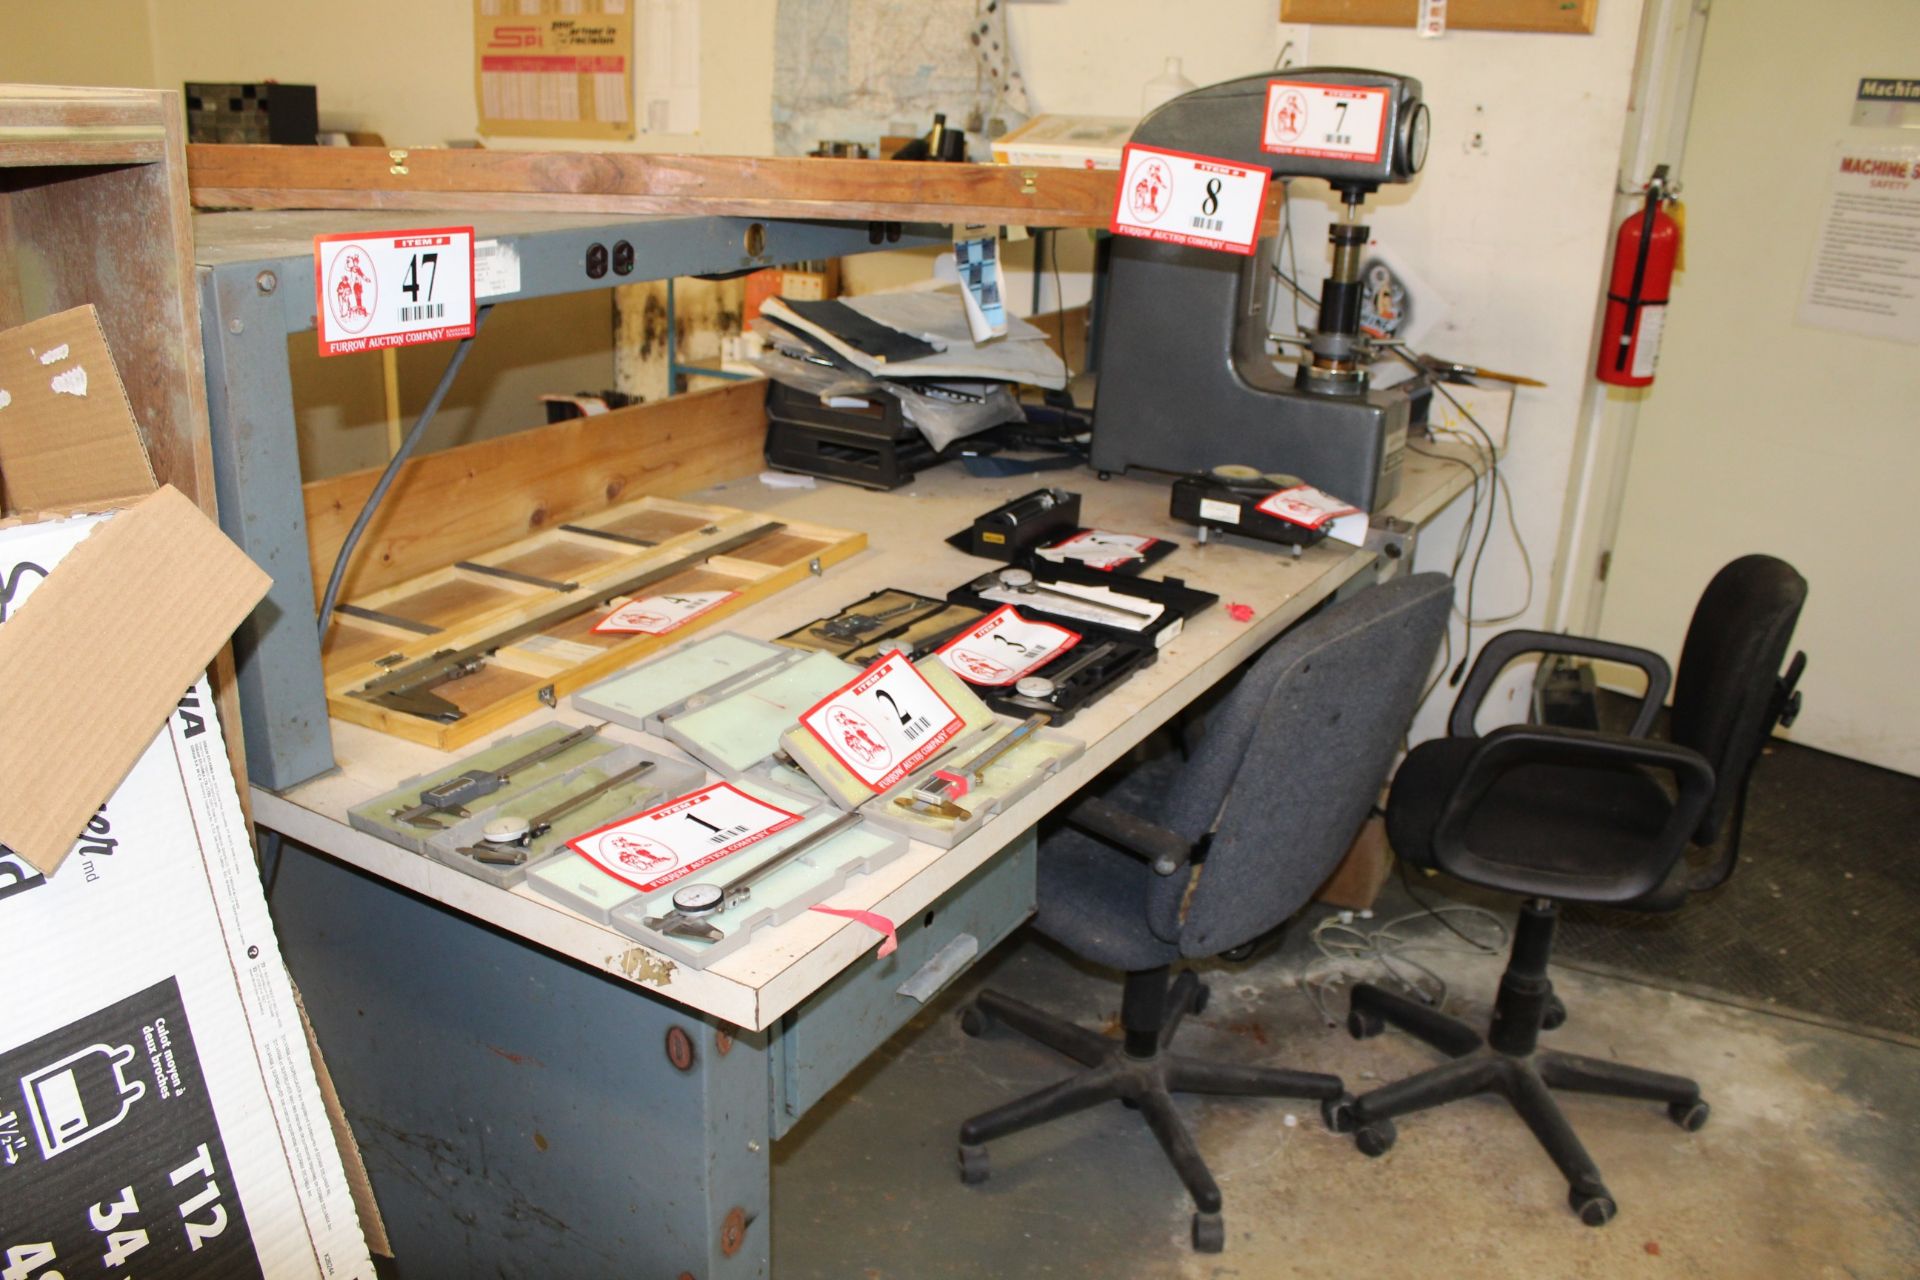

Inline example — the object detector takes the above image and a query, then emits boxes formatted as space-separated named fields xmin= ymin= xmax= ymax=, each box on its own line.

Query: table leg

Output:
xmin=269 ymin=838 xmax=773 ymax=1278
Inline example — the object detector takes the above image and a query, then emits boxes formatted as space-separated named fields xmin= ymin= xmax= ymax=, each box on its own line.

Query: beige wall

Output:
xmin=0 ymin=1 xmax=155 ymax=87
xmin=145 ymin=0 xmax=776 ymax=153
xmin=1597 ymin=0 xmax=1920 ymax=774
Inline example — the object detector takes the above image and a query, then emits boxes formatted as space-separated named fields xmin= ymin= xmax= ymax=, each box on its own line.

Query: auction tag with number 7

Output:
xmin=313 ymin=226 xmax=476 ymax=356
xmin=566 ymin=782 xmax=803 ymax=893
xmin=1108 ymin=144 xmax=1271 ymax=257
xmin=801 ymin=651 xmax=967 ymax=792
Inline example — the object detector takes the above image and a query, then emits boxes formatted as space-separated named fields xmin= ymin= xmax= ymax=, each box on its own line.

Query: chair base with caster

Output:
xmin=1344 ymin=900 xmax=1707 ymax=1226
xmin=956 ymin=967 xmax=1352 ymax=1253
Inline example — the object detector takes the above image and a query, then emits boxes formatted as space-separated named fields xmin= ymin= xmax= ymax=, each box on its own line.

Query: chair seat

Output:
xmin=1387 ymin=737 xmax=1679 ymax=905
xmin=1034 ymin=824 xmax=1184 ymax=970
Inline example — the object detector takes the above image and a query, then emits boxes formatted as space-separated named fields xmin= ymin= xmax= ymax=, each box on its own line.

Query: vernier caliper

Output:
xmin=392 ymin=724 xmax=602 ymax=829
xmin=894 ymin=714 xmax=1050 ymax=821
xmin=455 ymin=759 xmax=658 ymax=865
xmin=642 ymin=810 xmax=865 ymax=943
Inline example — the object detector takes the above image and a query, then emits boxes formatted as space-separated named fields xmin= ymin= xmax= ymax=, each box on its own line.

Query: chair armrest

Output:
xmin=1432 ymin=723 xmax=1715 ymax=903
xmin=1450 ymin=629 xmax=1672 ymax=738
xmin=1062 ymin=796 xmax=1191 ymax=876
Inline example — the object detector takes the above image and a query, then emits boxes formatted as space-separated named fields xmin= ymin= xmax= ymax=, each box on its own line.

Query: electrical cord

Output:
xmin=315 ymin=304 xmax=494 ymax=638
xmin=1298 ymin=877 xmax=1509 ymax=1027
xmin=1049 ymin=229 xmax=1072 ymax=381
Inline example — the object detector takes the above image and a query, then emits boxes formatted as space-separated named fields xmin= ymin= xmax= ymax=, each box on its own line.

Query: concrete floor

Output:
xmin=772 ymin=878 xmax=1920 ymax=1279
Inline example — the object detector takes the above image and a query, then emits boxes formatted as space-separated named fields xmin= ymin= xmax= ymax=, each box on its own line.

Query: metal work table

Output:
xmin=255 ymin=452 xmax=1476 ymax=1277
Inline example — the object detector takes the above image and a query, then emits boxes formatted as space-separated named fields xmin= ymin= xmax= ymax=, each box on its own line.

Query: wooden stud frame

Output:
xmin=1280 ymin=0 xmax=1597 ymax=35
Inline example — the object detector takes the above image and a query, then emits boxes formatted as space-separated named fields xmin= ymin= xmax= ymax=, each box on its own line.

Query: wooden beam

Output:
xmin=302 ymin=378 xmax=771 ymax=608
xmin=1279 ymin=0 xmax=1596 ymax=34
xmin=189 ymin=144 xmax=1122 ymax=228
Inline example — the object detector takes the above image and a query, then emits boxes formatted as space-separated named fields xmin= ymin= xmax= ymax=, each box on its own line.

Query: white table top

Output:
xmin=255 ymin=449 xmax=1476 ymax=1031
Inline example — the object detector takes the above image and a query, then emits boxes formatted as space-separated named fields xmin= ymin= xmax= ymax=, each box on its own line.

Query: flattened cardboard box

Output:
xmin=0 ymin=307 xmax=269 ymax=875
xmin=0 ymin=308 xmax=376 ymax=1275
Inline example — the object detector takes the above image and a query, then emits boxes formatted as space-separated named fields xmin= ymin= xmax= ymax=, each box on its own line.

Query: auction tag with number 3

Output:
xmin=313 ymin=226 xmax=476 ymax=356
xmin=1108 ymin=144 xmax=1271 ymax=257
xmin=801 ymin=651 xmax=967 ymax=792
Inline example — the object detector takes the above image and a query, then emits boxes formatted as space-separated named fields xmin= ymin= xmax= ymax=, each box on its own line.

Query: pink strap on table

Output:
xmin=810 ymin=906 xmax=899 ymax=957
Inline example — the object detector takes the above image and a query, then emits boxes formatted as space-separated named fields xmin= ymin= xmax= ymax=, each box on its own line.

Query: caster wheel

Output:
xmin=958 ymin=1143 xmax=989 ymax=1185
xmin=1669 ymin=1099 xmax=1710 ymax=1132
xmin=959 ymin=1005 xmax=993 ymax=1038
xmin=1354 ymin=1118 xmax=1397 ymax=1158
xmin=1570 ymin=1185 xmax=1616 ymax=1227
xmin=1097 ymin=471 xmax=1113 ymax=482
xmin=1347 ymin=1008 xmax=1385 ymax=1040
xmin=1189 ymin=982 xmax=1211 ymax=1017
xmin=1191 ymin=1211 xmax=1224 ymax=1254
xmin=1542 ymin=994 xmax=1568 ymax=1031
xmin=1321 ymin=1092 xmax=1357 ymax=1134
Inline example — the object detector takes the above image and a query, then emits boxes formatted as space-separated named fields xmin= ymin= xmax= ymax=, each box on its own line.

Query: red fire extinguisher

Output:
xmin=1597 ymin=166 xmax=1680 ymax=388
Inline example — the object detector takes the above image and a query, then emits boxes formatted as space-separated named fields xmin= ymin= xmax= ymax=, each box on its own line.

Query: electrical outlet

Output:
xmin=1275 ymin=24 xmax=1312 ymax=68
xmin=1465 ymin=102 xmax=1489 ymax=155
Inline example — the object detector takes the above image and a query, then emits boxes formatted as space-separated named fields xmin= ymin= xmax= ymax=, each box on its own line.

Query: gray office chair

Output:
xmin=955 ymin=573 xmax=1452 ymax=1253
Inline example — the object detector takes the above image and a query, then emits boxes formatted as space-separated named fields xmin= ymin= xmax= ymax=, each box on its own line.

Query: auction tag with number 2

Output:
xmin=313 ymin=226 xmax=476 ymax=356
xmin=801 ymin=651 xmax=966 ymax=792
xmin=1108 ymin=144 xmax=1271 ymax=257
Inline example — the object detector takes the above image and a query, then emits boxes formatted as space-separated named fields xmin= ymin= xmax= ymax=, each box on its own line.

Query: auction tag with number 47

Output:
xmin=313 ymin=226 xmax=476 ymax=356
xmin=1108 ymin=144 xmax=1271 ymax=257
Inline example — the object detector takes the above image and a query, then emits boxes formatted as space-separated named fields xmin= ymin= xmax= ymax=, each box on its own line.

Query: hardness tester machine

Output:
xmin=1092 ymin=69 xmax=1431 ymax=512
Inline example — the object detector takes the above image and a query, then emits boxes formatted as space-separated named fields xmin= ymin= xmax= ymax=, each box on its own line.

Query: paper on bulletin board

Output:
xmin=475 ymin=0 xmax=636 ymax=141
xmin=1796 ymin=146 xmax=1920 ymax=345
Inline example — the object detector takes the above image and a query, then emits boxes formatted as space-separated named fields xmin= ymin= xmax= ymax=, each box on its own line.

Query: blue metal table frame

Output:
xmin=192 ymin=209 xmax=945 ymax=793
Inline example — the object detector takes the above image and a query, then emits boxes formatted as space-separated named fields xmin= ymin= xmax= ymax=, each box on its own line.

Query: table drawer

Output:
xmin=771 ymin=832 xmax=1036 ymax=1135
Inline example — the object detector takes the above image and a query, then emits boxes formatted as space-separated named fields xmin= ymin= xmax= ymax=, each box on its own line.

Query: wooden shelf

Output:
xmin=188 ymin=144 xmax=1122 ymax=228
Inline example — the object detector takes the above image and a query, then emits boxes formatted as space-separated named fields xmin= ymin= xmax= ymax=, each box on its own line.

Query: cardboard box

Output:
xmin=1315 ymin=814 xmax=1395 ymax=911
xmin=0 ymin=308 xmax=378 ymax=1277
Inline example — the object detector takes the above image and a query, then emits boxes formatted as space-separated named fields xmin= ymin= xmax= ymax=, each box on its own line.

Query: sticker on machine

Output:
xmin=313 ymin=225 xmax=476 ymax=356
xmin=1261 ymin=80 xmax=1390 ymax=163
xmin=566 ymin=782 xmax=802 ymax=893
xmin=936 ymin=607 xmax=1082 ymax=688
xmin=1255 ymin=485 xmax=1369 ymax=546
xmin=800 ymin=651 xmax=966 ymax=791
xmin=1109 ymin=144 xmax=1272 ymax=257
xmin=592 ymin=590 xmax=739 ymax=635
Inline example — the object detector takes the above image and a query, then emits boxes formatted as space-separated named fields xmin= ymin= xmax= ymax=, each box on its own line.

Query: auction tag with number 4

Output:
xmin=1108 ymin=144 xmax=1271 ymax=257
xmin=313 ymin=226 xmax=476 ymax=356
xmin=801 ymin=651 xmax=967 ymax=792
xmin=567 ymin=782 xmax=803 ymax=893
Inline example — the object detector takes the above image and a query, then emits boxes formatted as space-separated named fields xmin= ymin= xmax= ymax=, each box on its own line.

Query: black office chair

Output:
xmin=954 ymin=573 xmax=1452 ymax=1252
xmin=1342 ymin=554 xmax=1808 ymax=1225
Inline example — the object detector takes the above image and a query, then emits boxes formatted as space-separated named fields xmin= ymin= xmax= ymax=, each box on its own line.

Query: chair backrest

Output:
xmin=1149 ymin=573 xmax=1452 ymax=958
xmin=1668 ymin=554 xmax=1808 ymax=844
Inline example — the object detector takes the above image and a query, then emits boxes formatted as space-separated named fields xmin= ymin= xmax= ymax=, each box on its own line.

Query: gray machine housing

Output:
xmin=1091 ymin=69 xmax=1425 ymax=512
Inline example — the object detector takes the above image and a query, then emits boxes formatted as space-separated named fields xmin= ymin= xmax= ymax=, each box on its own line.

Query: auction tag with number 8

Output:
xmin=1108 ymin=144 xmax=1271 ymax=257
xmin=801 ymin=651 xmax=967 ymax=792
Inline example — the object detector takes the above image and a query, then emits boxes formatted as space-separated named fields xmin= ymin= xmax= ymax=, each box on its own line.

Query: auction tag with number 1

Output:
xmin=313 ymin=226 xmax=476 ymax=356
xmin=566 ymin=782 xmax=802 ymax=893
xmin=1108 ymin=144 xmax=1271 ymax=257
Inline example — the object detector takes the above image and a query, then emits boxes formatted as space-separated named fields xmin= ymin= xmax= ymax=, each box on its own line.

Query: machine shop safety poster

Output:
xmin=1796 ymin=145 xmax=1920 ymax=344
